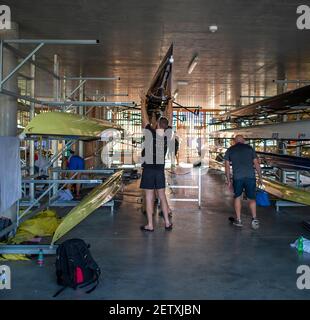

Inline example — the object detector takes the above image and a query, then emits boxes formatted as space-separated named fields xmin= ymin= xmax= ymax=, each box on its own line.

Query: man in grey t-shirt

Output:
xmin=224 ymin=135 xmax=263 ymax=229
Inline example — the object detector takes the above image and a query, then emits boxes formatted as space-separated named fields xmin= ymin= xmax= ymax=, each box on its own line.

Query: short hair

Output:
xmin=158 ymin=117 xmax=169 ymax=130
xmin=234 ymin=135 xmax=245 ymax=143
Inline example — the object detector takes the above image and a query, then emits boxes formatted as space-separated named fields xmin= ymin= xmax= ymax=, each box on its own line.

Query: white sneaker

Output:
xmin=251 ymin=218 xmax=260 ymax=230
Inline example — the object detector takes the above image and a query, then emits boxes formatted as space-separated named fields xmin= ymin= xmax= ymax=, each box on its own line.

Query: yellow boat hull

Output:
xmin=51 ymin=170 xmax=123 ymax=244
xmin=22 ymin=112 xmax=122 ymax=140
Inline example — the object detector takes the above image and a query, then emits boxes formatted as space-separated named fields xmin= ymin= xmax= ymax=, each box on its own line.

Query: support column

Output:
xmin=78 ymin=77 xmax=84 ymax=158
xmin=296 ymin=114 xmax=301 ymax=187
xmin=52 ymin=54 xmax=59 ymax=197
xmin=29 ymin=55 xmax=35 ymax=201
xmin=277 ymin=80 xmax=287 ymax=184
xmin=0 ymin=22 xmax=19 ymax=221
xmin=0 ymin=22 xmax=18 ymax=136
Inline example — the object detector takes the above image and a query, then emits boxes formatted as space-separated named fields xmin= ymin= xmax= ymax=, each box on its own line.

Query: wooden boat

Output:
xmin=21 ymin=111 xmax=122 ymax=140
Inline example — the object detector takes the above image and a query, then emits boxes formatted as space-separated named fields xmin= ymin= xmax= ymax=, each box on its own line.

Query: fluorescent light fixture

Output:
xmin=177 ymin=80 xmax=189 ymax=86
xmin=173 ymin=89 xmax=179 ymax=99
xmin=188 ymin=54 xmax=199 ymax=74
xmin=209 ymin=25 xmax=218 ymax=33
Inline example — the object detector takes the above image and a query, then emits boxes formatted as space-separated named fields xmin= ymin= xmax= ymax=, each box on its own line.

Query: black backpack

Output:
xmin=53 ymin=238 xmax=101 ymax=297
xmin=0 ymin=217 xmax=12 ymax=242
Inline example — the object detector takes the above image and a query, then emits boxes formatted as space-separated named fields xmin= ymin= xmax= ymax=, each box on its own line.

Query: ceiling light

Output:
xmin=188 ymin=54 xmax=199 ymax=74
xmin=209 ymin=25 xmax=218 ymax=33
xmin=177 ymin=80 xmax=189 ymax=86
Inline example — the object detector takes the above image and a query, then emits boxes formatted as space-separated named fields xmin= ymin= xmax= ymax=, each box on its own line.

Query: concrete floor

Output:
xmin=2 ymin=168 xmax=310 ymax=300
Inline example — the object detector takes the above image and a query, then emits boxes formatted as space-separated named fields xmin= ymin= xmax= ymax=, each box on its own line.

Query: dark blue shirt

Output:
xmin=68 ymin=155 xmax=85 ymax=170
xmin=224 ymin=143 xmax=257 ymax=179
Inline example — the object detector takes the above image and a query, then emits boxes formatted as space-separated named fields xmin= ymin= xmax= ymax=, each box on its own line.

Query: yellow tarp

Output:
xmin=0 ymin=209 xmax=61 ymax=261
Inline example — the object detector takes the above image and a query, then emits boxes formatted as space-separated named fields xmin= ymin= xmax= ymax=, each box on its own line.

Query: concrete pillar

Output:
xmin=0 ymin=22 xmax=19 ymax=220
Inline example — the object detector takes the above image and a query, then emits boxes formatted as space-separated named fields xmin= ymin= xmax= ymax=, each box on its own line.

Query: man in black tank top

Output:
xmin=139 ymin=95 xmax=173 ymax=232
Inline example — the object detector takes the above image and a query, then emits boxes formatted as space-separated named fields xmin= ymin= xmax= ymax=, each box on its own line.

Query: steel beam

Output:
xmin=51 ymin=168 xmax=115 ymax=174
xmin=64 ymin=76 xmax=120 ymax=81
xmin=0 ymin=245 xmax=57 ymax=255
xmin=0 ymin=40 xmax=3 ymax=90
xmin=4 ymin=43 xmax=60 ymax=79
xmin=1 ymin=88 xmax=42 ymax=104
xmin=1 ymin=43 xmax=44 ymax=86
xmin=240 ymin=95 xmax=271 ymax=99
xmin=66 ymin=80 xmax=86 ymax=99
xmin=42 ymin=100 xmax=135 ymax=107
xmin=22 ymin=179 xmax=103 ymax=184
xmin=52 ymin=54 xmax=60 ymax=197
xmin=4 ymin=39 xmax=99 ymax=45
xmin=91 ymin=93 xmax=129 ymax=97
xmin=273 ymin=79 xmax=310 ymax=84
xmin=29 ymin=55 xmax=35 ymax=202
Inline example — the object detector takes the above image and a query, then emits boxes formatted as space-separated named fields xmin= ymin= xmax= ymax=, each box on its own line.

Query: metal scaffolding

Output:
xmin=0 ymin=38 xmax=127 ymax=255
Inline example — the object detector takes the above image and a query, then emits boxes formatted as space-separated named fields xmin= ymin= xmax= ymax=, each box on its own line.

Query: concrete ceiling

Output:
xmin=4 ymin=0 xmax=310 ymax=109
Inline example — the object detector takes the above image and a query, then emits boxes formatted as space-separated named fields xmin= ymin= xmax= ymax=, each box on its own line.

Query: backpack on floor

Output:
xmin=53 ymin=238 xmax=101 ymax=297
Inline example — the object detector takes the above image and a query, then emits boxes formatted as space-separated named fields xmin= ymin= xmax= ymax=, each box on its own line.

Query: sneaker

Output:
xmin=251 ymin=218 xmax=260 ymax=230
xmin=233 ymin=219 xmax=243 ymax=227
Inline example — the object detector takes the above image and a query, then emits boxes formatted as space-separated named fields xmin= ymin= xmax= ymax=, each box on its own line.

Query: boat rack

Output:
xmin=20 ymin=167 xmax=123 ymax=214
xmin=208 ymin=80 xmax=310 ymax=211
xmin=275 ymin=201 xmax=306 ymax=212
xmin=0 ymin=38 xmax=129 ymax=256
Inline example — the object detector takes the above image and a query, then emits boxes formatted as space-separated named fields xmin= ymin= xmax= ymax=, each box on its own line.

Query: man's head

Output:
xmin=157 ymin=117 xmax=169 ymax=130
xmin=234 ymin=135 xmax=245 ymax=144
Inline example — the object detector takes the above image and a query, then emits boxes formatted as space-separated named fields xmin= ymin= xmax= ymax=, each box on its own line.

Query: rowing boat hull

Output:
xmin=262 ymin=178 xmax=310 ymax=206
xmin=208 ymin=157 xmax=310 ymax=205
xmin=51 ymin=170 xmax=123 ymax=244
xmin=22 ymin=112 xmax=122 ymax=140
xmin=217 ymin=84 xmax=310 ymax=121
xmin=146 ymin=44 xmax=173 ymax=120
xmin=257 ymin=152 xmax=310 ymax=171
xmin=210 ymin=120 xmax=310 ymax=140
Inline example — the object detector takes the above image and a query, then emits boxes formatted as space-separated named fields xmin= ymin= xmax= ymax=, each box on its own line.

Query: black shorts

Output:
xmin=233 ymin=178 xmax=256 ymax=199
xmin=140 ymin=167 xmax=166 ymax=190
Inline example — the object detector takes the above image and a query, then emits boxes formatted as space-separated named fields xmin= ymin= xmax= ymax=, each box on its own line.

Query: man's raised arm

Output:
xmin=164 ymin=98 xmax=173 ymax=127
xmin=140 ymin=94 xmax=149 ymax=128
